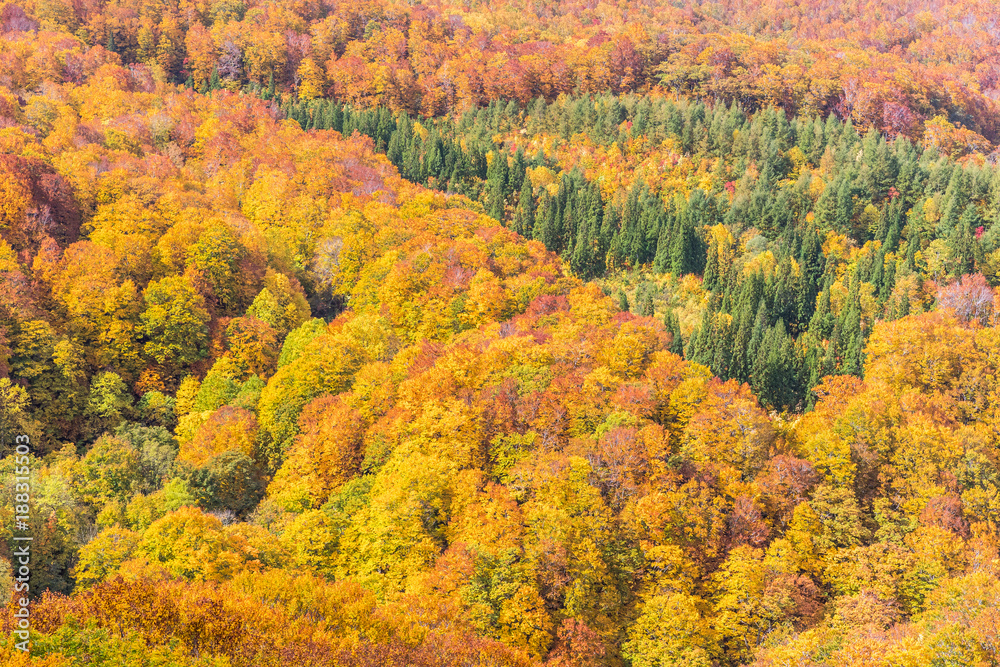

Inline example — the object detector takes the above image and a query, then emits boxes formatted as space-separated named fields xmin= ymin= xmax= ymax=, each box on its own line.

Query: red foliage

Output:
xmin=936 ymin=273 xmax=995 ymax=325
xmin=545 ymin=618 xmax=607 ymax=667
xmin=0 ymin=155 xmax=81 ymax=253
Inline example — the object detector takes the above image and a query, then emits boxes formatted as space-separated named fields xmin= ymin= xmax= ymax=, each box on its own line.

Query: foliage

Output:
xmin=1 ymin=2 xmax=999 ymax=664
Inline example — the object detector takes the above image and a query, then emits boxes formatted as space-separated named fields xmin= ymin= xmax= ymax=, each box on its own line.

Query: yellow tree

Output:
xmin=297 ymin=57 xmax=326 ymax=100
xmin=136 ymin=506 xmax=252 ymax=582
xmin=185 ymin=22 xmax=218 ymax=89
xmin=267 ymin=394 xmax=364 ymax=509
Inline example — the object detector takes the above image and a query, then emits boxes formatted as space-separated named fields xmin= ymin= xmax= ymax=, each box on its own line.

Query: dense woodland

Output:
xmin=1 ymin=0 xmax=1000 ymax=665
xmin=281 ymin=94 xmax=1000 ymax=409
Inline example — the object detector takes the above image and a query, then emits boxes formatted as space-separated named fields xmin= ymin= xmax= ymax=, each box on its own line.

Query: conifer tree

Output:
xmin=513 ymin=178 xmax=535 ymax=238
xmin=617 ymin=291 xmax=630 ymax=312
xmin=486 ymin=151 xmax=509 ymax=220
xmin=664 ymin=310 xmax=684 ymax=356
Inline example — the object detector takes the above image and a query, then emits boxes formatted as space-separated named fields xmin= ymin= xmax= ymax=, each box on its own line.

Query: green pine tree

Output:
xmin=485 ymin=151 xmax=510 ymax=220
xmin=617 ymin=291 xmax=630 ymax=312
xmin=664 ymin=310 xmax=684 ymax=356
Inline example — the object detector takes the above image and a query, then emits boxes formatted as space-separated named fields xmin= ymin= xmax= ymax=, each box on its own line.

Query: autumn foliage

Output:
xmin=0 ymin=0 xmax=1000 ymax=666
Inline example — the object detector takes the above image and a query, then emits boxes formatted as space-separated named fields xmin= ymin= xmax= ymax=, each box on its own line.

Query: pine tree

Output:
xmin=840 ymin=287 xmax=864 ymax=376
xmin=879 ymin=259 xmax=896 ymax=303
xmin=938 ymin=167 xmax=968 ymax=236
xmin=570 ymin=217 xmax=593 ymax=278
xmin=668 ymin=221 xmax=683 ymax=276
xmin=617 ymin=291 xmax=630 ymax=312
xmin=485 ymin=151 xmax=509 ymax=220
xmin=703 ymin=237 xmax=719 ymax=291
xmin=619 ymin=185 xmax=643 ymax=267
xmin=813 ymin=180 xmax=837 ymax=231
xmin=509 ymin=148 xmax=527 ymax=199
xmin=387 ymin=127 xmax=405 ymax=168
xmin=951 ymin=205 xmax=981 ymax=276
xmin=329 ymin=104 xmax=343 ymax=133
xmin=600 ymin=204 xmax=620 ymax=271
xmin=262 ymin=72 xmax=275 ymax=100
xmin=665 ymin=310 xmax=684 ymax=356
xmin=808 ymin=277 xmax=835 ymax=340
xmin=685 ymin=326 xmax=699 ymax=359
xmin=895 ymin=287 xmax=911 ymax=319
xmin=835 ymin=177 xmax=854 ymax=235
xmin=691 ymin=307 xmax=714 ymax=365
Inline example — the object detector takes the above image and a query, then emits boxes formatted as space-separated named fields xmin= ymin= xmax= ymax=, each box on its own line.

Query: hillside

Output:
xmin=0 ymin=1 xmax=999 ymax=666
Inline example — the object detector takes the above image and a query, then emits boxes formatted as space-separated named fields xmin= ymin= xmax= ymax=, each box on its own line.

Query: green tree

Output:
xmin=140 ymin=276 xmax=210 ymax=372
xmin=84 ymin=372 xmax=133 ymax=438
xmin=513 ymin=177 xmax=536 ymax=238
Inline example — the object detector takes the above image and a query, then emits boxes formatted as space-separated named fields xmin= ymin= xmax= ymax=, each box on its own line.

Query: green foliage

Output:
xmin=163 ymin=477 xmax=196 ymax=512
xmin=114 ymin=423 xmax=179 ymax=485
xmin=230 ymin=374 xmax=265 ymax=411
xmin=78 ymin=436 xmax=149 ymax=507
xmin=135 ymin=391 xmax=177 ymax=429
xmin=140 ymin=276 xmax=211 ymax=372
xmin=192 ymin=356 xmax=243 ymax=413
xmin=186 ymin=451 xmax=265 ymax=516
xmin=85 ymin=372 xmax=133 ymax=438
xmin=276 ymin=318 xmax=327 ymax=368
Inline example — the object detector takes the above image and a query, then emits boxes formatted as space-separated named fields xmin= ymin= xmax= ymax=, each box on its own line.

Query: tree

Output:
xmin=226 ymin=316 xmax=279 ymax=379
xmin=623 ymin=593 xmax=716 ymax=667
xmin=297 ymin=58 xmax=326 ymax=100
xmin=84 ymin=371 xmax=133 ymax=438
xmin=137 ymin=506 xmax=251 ymax=582
xmin=181 ymin=405 xmax=259 ymax=468
xmin=513 ymin=177 xmax=536 ymax=238
xmin=936 ymin=273 xmax=994 ymax=325
xmin=77 ymin=434 xmax=148 ymax=508
xmin=486 ymin=150 xmax=510 ymax=220
xmin=186 ymin=223 xmax=250 ymax=312
xmin=187 ymin=450 xmax=266 ymax=515
xmin=140 ymin=276 xmax=210 ymax=372
xmin=0 ymin=378 xmax=41 ymax=454
xmin=257 ymin=331 xmax=365 ymax=464
xmin=184 ymin=23 xmax=218 ymax=90
xmin=73 ymin=527 xmax=141 ymax=588
xmin=267 ymin=394 xmax=364 ymax=509
xmin=681 ymin=379 xmax=775 ymax=487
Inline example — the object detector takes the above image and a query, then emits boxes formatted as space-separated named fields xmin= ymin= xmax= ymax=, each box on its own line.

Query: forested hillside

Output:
xmin=1 ymin=0 xmax=1000 ymax=665
xmin=281 ymin=94 xmax=1000 ymax=409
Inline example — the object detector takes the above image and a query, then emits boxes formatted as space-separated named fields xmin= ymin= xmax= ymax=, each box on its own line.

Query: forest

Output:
xmin=0 ymin=0 xmax=999 ymax=665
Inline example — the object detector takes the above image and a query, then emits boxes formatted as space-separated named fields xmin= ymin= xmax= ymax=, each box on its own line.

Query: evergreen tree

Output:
xmin=485 ymin=150 xmax=510 ymax=220
xmin=808 ymin=277 xmax=835 ymax=341
xmin=617 ymin=291 xmax=630 ymax=312
xmin=512 ymin=178 xmax=535 ymax=239
xmin=703 ymin=237 xmax=719 ymax=291
xmin=600 ymin=204 xmax=621 ymax=270
xmin=264 ymin=72 xmax=275 ymax=100
xmin=664 ymin=310 xmax=684 ymax=356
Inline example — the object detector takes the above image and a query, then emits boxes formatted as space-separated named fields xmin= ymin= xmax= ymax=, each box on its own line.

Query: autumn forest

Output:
xmin=1 ymin=0 xmax=1000 ymax=665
